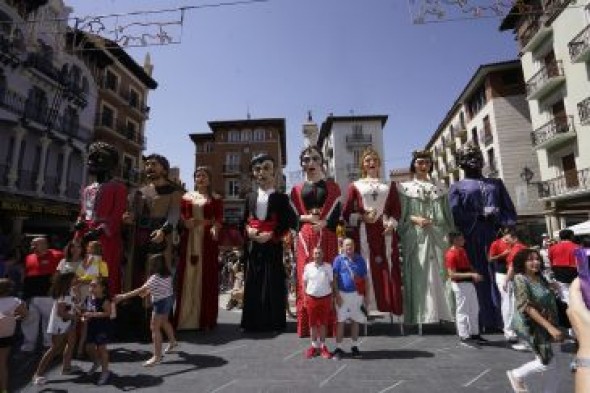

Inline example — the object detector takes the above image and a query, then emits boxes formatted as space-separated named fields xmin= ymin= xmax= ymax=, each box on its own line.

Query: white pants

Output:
xmin=451 ymin=282 xmax=479 ymax=338
xmin=495 ymin=272 xmax=516 ymax=338
xmin=20 ymin=297 xmax=53 ymax=351
xmin=511 ymin=344 xmax=561 ymax=393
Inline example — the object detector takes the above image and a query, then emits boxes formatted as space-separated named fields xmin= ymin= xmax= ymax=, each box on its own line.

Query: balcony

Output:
xmin=0 ymin=90 xmax=26 ymax=117
xmin=543 ymin=0 xmax=572 ymax=21
xmin=345 ymin=133 xmax=372 ymax=147
xmin=120 ymin=90 xmax=150 ymax=118
xmin=0 ymin=35 xmax=21 ymax=67
xmin=17 ymin=170 xmax=37 ymax=192
xmin=538 ymin=167 xmax=590 ymax=200
xmin=223 ymin=164 xmax=241 ymax=174
xmin=569 ymin=24 xmax=590 ymax=63
xmin=23 ymin=104 xmax=48 ymax=125
xmin=24 ymin=53 xmax=61 ymax=84
xmin=520 ymin=16 xmax=552 ymax=53
xmin=578 ymin=97 xmax=590 ymax=125
xmin=531 ymin=115 xmax=576 ymax=150
xmin=526 ymin=61 xmax=566 ymax=100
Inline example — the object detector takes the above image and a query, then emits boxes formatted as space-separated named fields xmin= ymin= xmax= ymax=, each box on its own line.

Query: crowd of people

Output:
xmin=0 ymin=140 xmax=588 ymax=392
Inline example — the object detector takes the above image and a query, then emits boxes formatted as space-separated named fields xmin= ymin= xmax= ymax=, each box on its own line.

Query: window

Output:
xmin=25 ymin=87 xmax=47 ymax=122
xmin=204 ymin=142 xmax=213 ymax=153
xmin=467 ymin=86 xmax=487 ymax=117
xmin=62 ymin=106 xmax=79 ymax=136
xmin=471 ymin=127 xmax=479 ymax=146
xmin=352 ymin=124 xmax=363 ymax=135
xmin=226 ymin=152 xmax=240 ymax=165
xmin=253 ymin=129 xmax=265 ymax=141
xmin=101 ymin=105 xmax=115 ymax=128
xmin=228 ymin=130 xmax=240 ymax=142
xmin=128 ymin=88 xmax=140 ymax=108
xmin=487 ymin=148 xmax=496 ymax=170
xmin=126 ymin=119 xmax=138 ymax=140
xmin=483 ymin=116 xmax=493 ymax=145
xmin=449 ymin=125 xmax=455 ymax=139
xmin=241 ymin=129 xmax=251 ymax=141
xmin=105 ymin=70 xmax=118 ymax=92
xmin=226 ymin=179 xmax=240 ymax=198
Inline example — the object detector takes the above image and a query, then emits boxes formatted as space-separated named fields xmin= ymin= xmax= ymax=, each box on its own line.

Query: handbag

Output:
xmin=343 ymin=257 xmax=366 ymax=296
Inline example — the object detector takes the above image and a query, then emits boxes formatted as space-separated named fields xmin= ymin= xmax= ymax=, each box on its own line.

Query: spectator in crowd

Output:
xmin=567 ymin=278 xmax=590 ymax=393
xmin=506 ymin=248 xmax=564 ymax=393
xmin=20 ymin=237 xmax=63 ymax=352
xmin=548 ymin=229 xmax=579 ymax=304
xmin=0 ymin=278 xmax=27 ymax=393
xmin=332 ymin=238 xmax=369 ymax=360
xmin=504 ymin=230 xmax=530 ymax=352
xmin=445 ymin=231 xmax=486 ymax=347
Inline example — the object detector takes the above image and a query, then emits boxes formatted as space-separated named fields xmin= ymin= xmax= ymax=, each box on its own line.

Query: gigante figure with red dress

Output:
xmin=75 ymin=141 xmax=127 ymax=295
xmin=342 ymin=147 xmax=403 ymax=316
xmin=174 ymin=166 xmax=223 ymax=331
xmin=290 ymin=146 xmax=341 ymax=337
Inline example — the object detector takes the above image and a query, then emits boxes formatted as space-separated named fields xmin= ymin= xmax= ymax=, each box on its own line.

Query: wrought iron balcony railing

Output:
xmin=526 ymin=61 xmax=564 ymax=98
xmin=568 ymin=24 xmax=590 ymax=62
xmin=578 ymin=97 xmax=590 ymax=125
xmin=345 ymin=134 xmax=372 ymax=145
xmin=538 ymin=167 xmax=590 ymax=199
xmin=531 ymin=115 xmax=574 ymax=147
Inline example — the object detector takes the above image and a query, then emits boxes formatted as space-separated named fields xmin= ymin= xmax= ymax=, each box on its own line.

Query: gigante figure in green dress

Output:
xmin=397 ymin=150 xmax=454 ymax=328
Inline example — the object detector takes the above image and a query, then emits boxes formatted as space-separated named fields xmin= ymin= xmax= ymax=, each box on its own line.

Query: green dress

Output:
xmin=512 ymin=274 xmax=558 ymax=365
xmin=398 ymin=179 xmax=455 ymax=325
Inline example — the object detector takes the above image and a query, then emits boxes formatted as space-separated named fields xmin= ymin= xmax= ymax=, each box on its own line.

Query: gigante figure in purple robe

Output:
xmin=448 ymin=143 xmax=517 ymax=331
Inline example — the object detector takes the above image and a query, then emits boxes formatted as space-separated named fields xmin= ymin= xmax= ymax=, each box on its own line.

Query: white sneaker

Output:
xmin=511 ymin=342 xmax=531 ymax=352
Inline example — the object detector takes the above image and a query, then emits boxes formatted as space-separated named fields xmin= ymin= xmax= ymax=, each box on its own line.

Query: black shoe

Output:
xmin=332 ymin=348 xmax=344 ymax=361
xmin=470 ymin=335 xmax=489 ymax=345
xmin=460 ymin=337 xmax=480 ymax=349
xmin=351 ymin=346 xmax=362 ymax=358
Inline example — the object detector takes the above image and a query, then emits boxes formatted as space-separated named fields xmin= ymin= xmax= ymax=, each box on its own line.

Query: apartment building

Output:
xmin=71 ymin=32 xmax=157 ymax=188
xmin=500 ymin=0 xmax=590 ymax=233
xmin=189 ymin=118 xmax=287 ymax=226
xmin=425 ymin=60 xmax=546 ymax=235
xmin=0 ymin=0 xmax=97 ymax=240
xmin=316 ymin=114 xmax=388 ymax=194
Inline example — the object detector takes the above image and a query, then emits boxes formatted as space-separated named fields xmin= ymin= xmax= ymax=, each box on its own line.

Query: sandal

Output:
xmin=32 ymin=376 xmax=47 ymax=385
xmin=142 ymin=356 xmax=162 ymax=367
xmin=506 ymin=370 xmax=529 ymax=392
xmin=164 ymin=342 xmax=179 ymax=354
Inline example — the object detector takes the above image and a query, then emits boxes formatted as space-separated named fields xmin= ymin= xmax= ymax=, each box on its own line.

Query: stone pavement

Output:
xmin=11 ymin=295 xmax=576 ymax=393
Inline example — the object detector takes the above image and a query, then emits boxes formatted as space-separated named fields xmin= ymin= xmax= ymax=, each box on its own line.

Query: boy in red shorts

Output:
xmin=302 ymin=247 xmax=333 ymax=359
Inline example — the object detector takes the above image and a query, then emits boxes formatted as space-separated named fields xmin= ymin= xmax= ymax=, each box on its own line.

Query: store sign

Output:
xmin=0 ymin=198 xmax=75 ymax=217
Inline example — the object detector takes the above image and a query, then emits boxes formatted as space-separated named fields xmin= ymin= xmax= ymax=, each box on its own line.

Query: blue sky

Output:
xmin=66 ymin=0 xmax=517 ymax=190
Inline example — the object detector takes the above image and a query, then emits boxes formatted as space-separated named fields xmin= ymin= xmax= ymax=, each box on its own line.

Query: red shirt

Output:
xmin=506 ymin=242 xmax=526 ymax=267
xmin=548 ymin=240 xmax=578 ymax=268
xmin=445 ymin=247 xmax=472 ymax=272
xmin=25 ymin=249 xmax=63 ymax=277
xmin=489 ymin=238 xmax=510 ymax=262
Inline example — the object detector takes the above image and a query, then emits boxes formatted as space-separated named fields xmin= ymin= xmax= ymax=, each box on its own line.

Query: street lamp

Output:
xmin=520 ymin=166 xmax=534 ymax=185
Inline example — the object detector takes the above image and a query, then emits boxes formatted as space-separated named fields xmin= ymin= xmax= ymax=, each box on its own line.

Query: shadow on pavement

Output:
xmin=359 ymin=349 xmax=435 ymax=360
xmin=110 ymin=347 xmax=153 ymax=363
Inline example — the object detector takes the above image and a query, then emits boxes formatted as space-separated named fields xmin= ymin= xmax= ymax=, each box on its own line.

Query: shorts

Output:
xmin=87 ymin=321 xmax=112 ymax=345
xmin=0 ymin=335 xmax=14 ymax=348
xmin=336 ymin=291 xmax=366 ymax=324
xmin=153 ymin=296 xmax=174 ymax=315
xmin=306 ymin=294 xmax=332 ymax=327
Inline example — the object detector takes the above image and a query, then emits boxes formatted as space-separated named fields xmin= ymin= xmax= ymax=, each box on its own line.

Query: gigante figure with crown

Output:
xmin=342 ymin=147 xmax=402 ymax=317
xmin=397 ymin=150 xmax=455 ymax=331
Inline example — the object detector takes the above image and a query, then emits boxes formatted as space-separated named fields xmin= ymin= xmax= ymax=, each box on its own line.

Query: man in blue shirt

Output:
xmin=332 ymin=238 xmax=369 ymax=360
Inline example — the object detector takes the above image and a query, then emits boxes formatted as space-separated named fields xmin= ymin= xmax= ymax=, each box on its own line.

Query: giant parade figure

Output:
xmin=75 ymin=141 xmax=127 ymax=295
xmin=397 ymin=150 xmax=454 ymax=330
xmin=240 ymin=154 xmax=297 ymax=332
xmin=123 ymin=154 xmax=183 ymax=288
xmin=342 ymin=147 xmax=402 ymax=316
xmin=449 ymin=142 xmax=517 ymax=331
xmin=290 ymin=146 xmax=341 ymax=337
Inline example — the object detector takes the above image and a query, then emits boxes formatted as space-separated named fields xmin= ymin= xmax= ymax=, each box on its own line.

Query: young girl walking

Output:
xmin=115 ymin=253 xmax=178 ymax=367
xmin=82 ymin=277 xmax=112 ymax=385
xmin=32 ymin=271 xmax=80 ymax=385
xmin=0 ymin=278 xmax=27 ymax=393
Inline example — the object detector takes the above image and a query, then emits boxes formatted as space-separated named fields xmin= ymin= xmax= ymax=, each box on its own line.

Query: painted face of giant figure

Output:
xmin=87 ymin=142 xmax=118 ymax=177
xmin=299 ymin=146 xmax=324 ymax=179
xmin=361 ymin=148 xmax=381 ymax=179
xmin=250 ymin=153 xmax=276 ymax=189
xmin=145 ymin=154 xmax=170 ymax=181
xmin=456 ymin=143 xmax=484 ymax=173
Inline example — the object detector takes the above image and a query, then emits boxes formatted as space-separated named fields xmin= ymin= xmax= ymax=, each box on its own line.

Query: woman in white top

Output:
xmin=0 ymin=278 xmax=27 ymax=392
xmin=115 ymin=253 xmax=177 ymax=367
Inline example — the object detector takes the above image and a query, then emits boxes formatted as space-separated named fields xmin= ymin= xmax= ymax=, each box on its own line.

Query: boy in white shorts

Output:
xmin=332 ymin=238 xmax=369 ymax=360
